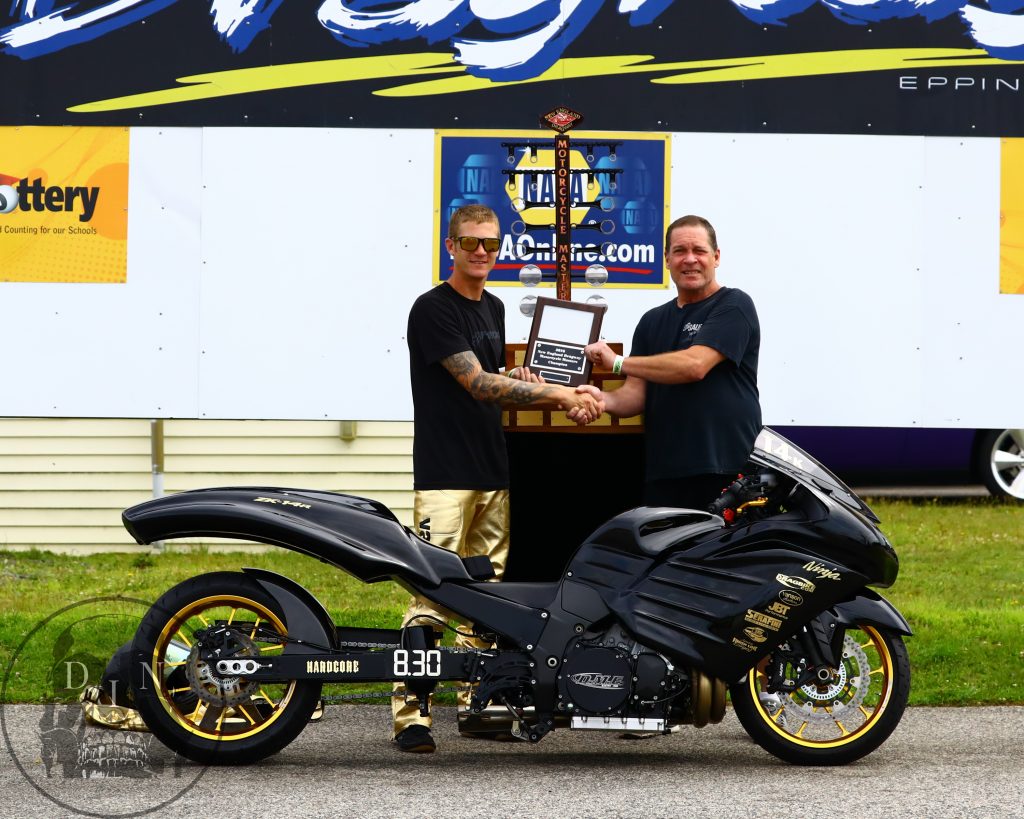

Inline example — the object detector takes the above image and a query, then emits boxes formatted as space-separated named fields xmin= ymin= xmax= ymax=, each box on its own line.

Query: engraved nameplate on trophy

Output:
xmin=523 ymin=296 xmax=606 ymax=386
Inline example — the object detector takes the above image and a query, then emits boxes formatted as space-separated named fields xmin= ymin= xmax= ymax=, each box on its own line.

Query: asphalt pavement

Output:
xmin=2 ymin=704 xmax=1022 ymax=819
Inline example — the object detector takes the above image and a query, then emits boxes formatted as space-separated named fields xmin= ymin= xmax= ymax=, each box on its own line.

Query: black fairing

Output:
xmin=122 ymin=487 xmax=472 ymax=589
xmin=562 ymin=453 xmax=900 ymax=681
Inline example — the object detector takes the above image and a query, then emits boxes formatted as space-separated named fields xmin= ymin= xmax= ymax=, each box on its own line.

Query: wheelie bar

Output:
xmin=213 ymin=648 xmax=473 ymax=683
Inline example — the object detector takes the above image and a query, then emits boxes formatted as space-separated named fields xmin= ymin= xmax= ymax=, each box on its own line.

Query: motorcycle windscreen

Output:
xmin=751 ymin=427 xmax=880 ymax=523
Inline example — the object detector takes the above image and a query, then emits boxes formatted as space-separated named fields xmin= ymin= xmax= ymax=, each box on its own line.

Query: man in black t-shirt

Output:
xmin=393 ymin=204 xmax=601 ymax=753
xmin=580 ymin=214 xmax=761 ymax=510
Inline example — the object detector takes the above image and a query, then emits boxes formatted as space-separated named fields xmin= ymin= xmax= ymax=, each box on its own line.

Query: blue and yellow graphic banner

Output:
xmin=434 ymin=130 xmax=669 ymax=289
xmin=5 ymin=4 xmax=1024 ymax=135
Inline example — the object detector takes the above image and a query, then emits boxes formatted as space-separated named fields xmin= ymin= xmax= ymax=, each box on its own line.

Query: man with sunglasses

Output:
xmin=393 ymin=204 xmax=602 ymax=753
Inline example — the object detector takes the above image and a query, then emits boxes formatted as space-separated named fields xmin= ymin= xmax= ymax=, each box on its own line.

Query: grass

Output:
xmin=1 ymin=497 xmax=1021 ymax=705
xmin=869 ymin=498 xmax=1024 ymax=705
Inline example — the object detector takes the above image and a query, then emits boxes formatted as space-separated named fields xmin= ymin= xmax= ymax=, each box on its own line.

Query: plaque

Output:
xmin=523 ymin=296 xmax=606 ymax=386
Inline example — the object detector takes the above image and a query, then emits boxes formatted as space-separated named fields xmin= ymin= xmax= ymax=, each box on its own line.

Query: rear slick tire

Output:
xmin=130 ymin=571 xmax=323 ymax=765
xmin=730 ymin=625 xmax=910 ymax=766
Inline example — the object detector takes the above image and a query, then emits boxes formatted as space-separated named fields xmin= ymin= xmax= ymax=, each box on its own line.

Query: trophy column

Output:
xmin=501 ymin=108 xmax=645 ymax=582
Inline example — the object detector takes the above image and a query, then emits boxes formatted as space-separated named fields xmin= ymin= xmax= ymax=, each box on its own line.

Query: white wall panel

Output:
xmin=0 ymin=128 xmax=202 ymax=417
xmin=0 ymin=128 xmax=1019 ymax=427
xmin=196 ymin=128 xmax=433 ymax=420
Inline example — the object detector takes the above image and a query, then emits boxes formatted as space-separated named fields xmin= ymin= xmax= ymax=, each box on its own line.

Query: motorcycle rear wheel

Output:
xmin=131 ymin=571 xmax=323 ymax=765
xmin=730 ymin=625 xmax=910 ymax=765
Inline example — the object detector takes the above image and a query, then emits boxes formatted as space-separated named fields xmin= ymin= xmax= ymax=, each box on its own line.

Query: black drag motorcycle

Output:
xmin=124 ymin=428 xmax=910 ymax=766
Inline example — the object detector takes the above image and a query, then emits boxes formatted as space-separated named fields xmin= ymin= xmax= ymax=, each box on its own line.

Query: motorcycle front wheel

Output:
xmin=730 ymin=625 xmax=910 ymax=765
xmin=131 ymin=571 xmax=323 ymax=765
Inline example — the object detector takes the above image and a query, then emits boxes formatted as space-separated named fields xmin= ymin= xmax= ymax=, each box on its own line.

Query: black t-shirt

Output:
xmin=631 ymin=287 xmax=761 ymax=481
xmin=407 ymin=283 xmax=508 ymax=490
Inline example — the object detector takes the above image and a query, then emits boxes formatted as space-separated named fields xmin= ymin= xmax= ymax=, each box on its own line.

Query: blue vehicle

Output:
xmin=777 ymin=427 xmax=1024 ymax=501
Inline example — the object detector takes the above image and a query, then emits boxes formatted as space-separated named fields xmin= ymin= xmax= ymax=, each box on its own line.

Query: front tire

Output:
xmin=131 ymin=572 xmax=323 ymax=765
xmin=731 ymin=625 xmax=910 ymax=765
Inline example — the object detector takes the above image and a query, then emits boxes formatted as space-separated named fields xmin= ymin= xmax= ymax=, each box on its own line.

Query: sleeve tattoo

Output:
xmin=441 ymin=351 xmax=559 ymax=406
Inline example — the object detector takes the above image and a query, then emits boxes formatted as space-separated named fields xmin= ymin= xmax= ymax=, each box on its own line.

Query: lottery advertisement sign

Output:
xmin=0 ymin=127 xmax=129 ymax=283
xmin=434 ymin=130 xmax=670 ymax=289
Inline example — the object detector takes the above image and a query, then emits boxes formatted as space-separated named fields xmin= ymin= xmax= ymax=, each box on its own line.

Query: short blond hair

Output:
xmin=449 ymin=204 xmax=500 ymax=238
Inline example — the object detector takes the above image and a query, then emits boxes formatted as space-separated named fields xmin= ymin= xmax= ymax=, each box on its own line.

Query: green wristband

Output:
xmin=612 ymin=355 xmax=624 ymax=375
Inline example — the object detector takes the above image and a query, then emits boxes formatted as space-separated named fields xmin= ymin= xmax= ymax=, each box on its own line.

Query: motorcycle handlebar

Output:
xmin=707 ymin=472 xmax=779 ymax=518
xmin=707 ymin=477 xmax=746 ymax=517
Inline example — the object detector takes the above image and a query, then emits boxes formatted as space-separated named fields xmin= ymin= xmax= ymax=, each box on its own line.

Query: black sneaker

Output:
xmin=394 ymin=725 xmax=436 ymax=753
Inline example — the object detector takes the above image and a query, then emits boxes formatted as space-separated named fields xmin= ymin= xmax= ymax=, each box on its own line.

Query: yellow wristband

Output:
xmin=612 ymin=355 xmax=624 ymax=375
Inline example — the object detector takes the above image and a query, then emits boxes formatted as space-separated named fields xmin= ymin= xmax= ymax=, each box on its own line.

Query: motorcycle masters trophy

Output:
xmin=502 ymin=107 xmax=623 ymax=388
xmin=500 ymin=106 xmax=641 ymax=585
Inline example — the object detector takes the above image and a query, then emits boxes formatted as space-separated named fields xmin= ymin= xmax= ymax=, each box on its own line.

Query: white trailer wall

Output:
xmin=0 ymin=128 xmax=1013 ymax=427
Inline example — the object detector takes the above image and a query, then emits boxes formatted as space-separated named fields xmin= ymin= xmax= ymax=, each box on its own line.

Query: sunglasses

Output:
xmin=453 ymin=236 xmax=501 ymax=253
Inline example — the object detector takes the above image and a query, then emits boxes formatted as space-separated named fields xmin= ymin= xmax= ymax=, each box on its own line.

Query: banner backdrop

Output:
xmin=434 ymin=130 xmax=670 ymax=288
xmin=0 ymin=127 xmax=129 ymax=283
xmin=4 ymin=3 xmax=1024 ymax=136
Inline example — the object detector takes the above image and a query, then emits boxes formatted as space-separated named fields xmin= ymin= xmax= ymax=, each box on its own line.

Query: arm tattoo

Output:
xmin=442 ymin=351 xmax=478 ymax=381
xmin=441 ymin=351 xmax=559 ymax=406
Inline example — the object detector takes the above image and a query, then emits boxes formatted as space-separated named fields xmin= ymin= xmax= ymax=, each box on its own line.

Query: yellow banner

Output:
xmin=0 ymin=127 xmax=129 ymax=283
xmin=1001 ymin=138 xmax=1024 ymax=295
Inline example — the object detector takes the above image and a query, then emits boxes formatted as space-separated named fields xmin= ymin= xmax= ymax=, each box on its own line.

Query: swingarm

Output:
xmin=194 ymin=622 xmax=492 ymax=684
xmin=214 ymin=648 xmax=471 ymax=683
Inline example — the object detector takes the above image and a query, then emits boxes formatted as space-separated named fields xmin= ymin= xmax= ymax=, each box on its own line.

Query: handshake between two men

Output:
xmin=508 ymin=340 xmax=626 ymax=427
